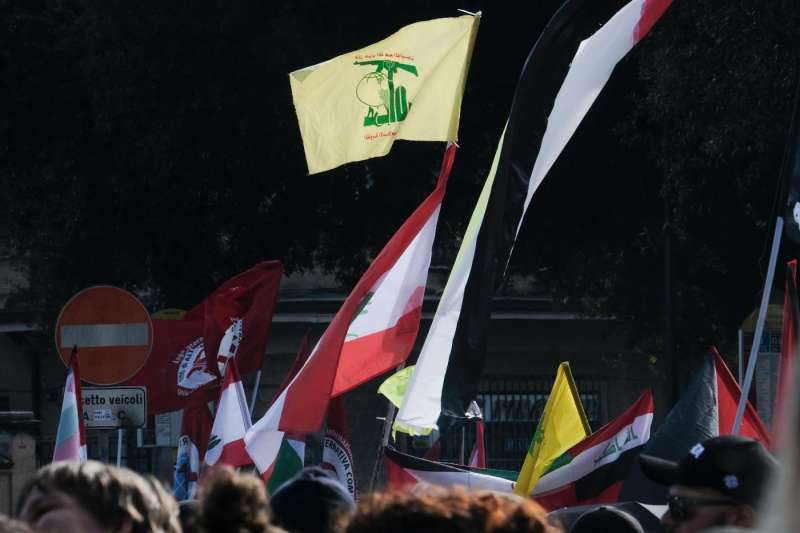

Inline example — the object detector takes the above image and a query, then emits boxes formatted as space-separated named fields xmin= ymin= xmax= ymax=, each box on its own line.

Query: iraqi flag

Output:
xmin=385 ymin=446 xmax=516 ymax=493
xmin=173 ymin=403 xmax=213 ymax=501
xmin=620 ymin=351 xmax=769 ymax=503
xmin=532 ymin=390 xmax=654 ymax=510
xmin=125 ymin=261 xmax=282 ymax=414
xmin=205 ymin=358 xmax=252 ymax=467
xmin=395 ymin=0 xmax=673 ymax=434
xmin=53 ymin=352 xmax=87 ymax=463
xmin=322 ymin=397 xmax=357 ymax=500
xmin=245 ymin=146 xmax=456 ymax=476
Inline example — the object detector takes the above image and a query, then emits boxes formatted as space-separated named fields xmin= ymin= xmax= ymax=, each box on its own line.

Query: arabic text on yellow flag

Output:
xmin=514 ymin=362 xmax=591 ymax=496
xmin=290 ymin=14 xmax=480 ymax=174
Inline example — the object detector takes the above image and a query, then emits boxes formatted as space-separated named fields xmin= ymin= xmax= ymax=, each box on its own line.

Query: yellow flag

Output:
xmin=378 ymin=365 xmax=416 ymax=408
xmin=290 ymin=14 xmax=480 ymax=174
xmin=514 ymin=362 xmax=590 ymax=496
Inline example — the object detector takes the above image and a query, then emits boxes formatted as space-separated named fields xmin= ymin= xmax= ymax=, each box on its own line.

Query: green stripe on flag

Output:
xmin=267 ymin=438 xmax=304 ymax=494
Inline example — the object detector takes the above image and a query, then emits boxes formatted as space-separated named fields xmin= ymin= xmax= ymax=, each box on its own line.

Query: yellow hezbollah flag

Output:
xmin=514 ymin=362 xmax=590 ymax=496
xmin=289 ymin=14 xmax=480 ymax=174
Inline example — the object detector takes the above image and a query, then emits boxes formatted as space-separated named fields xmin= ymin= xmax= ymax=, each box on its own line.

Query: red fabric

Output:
xmin=468 ymin=420 xmax=486 ymax=468
xmin=634 ymin=0 xmax=673 ymax=43
xmin=190 ymin=260 xmax=283 ymax=375
xmin=332 ymin=305 xmax=422 ymax=397
xmin=424 ymin=440 xmax=442 ymax=461
xmin=385 ymin=455 xmax=420 ymax=489
xmin=181 ymin=403 xmax=214 ymax=459
xmin=535 ymin=482 xmax=623 ymax=511
xmin=275 ymin=145 xmax=456 ymax=434
xmin=125 ymin=318 xmax=217 ymax=414
xmin=125 ymin=261 xmax=282 ymax=414
xmin=710 ymin=348 xmax=771 ymax=447
xmin=774 ymin=260 xmax=798 ymax=445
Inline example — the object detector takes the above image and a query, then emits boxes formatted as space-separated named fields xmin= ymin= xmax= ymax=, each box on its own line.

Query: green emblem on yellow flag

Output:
xmin=514 ymin=362 xmax=590 ymax=497
xmin=290 ymin=14 xmax=480 ymax=174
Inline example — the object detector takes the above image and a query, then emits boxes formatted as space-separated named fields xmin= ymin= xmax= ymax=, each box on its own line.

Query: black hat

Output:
xmin=269 ymin=466 xmax=355 ymax=533
xmin=569 ymin=505 xmax=644 ymax=533
xmin=639 ymin=436 xmax=777 ymax=506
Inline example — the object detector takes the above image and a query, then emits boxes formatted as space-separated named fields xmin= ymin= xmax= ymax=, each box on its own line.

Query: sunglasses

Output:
xmin=667 ymin=495 xmax=739 ymax=522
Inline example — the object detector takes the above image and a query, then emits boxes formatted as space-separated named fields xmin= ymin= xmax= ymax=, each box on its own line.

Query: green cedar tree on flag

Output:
xmin=246 ymin=147 xmax=457 ymax=478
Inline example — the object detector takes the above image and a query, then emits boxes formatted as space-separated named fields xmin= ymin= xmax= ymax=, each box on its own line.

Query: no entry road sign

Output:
xmin=55 ymin=286 xmax=153 ymax=385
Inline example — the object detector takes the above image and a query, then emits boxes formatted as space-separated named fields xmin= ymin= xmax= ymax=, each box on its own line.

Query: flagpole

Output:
xmin=116 ymin=429 xmax=124 ymax=466
xmin=370 ymin=359 xmax=412 ymax=491
xmin=733 ymin=216 xmax=784 ymax=434
xmin=249 ymin=370 xmax=262 ymax=417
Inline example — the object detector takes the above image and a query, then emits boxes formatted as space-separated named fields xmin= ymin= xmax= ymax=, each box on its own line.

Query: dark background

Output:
xmin=3 ymin=0 xmax=799 ymax=385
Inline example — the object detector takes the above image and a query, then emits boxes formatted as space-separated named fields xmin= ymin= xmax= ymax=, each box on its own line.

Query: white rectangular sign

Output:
xmin=81 ymin=387 xmax=147 ymax=429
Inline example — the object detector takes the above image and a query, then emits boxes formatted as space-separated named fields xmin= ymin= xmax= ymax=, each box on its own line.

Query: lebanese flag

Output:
xmin=125 ymin=261 xmax=282 ymax=414
xmin=322 ymin=397 xmax=357 ymax=500
xmin=205 ymin=358 xmax=252 ymax=467
xmin=385 ymin=446 xmax=515 ymax=492
xmin=532 ymin=390 xmax=654 ymax=510
xmin=468 ymin=420 xmax=486 ymax=468
xmin=711 ymin=347 xmax=771 ymax=445
xmin=774 ymin=260 xmax=799 ymax=444
xmin=172 ymin=403 xmax=213 ymax=501
xmin=329 ymin=146 xmax=453 ymax=397
xmin=53 ymin=352 xmax=87 ymax=463
xmin=245 ymin=145 xmax=455 ymax=476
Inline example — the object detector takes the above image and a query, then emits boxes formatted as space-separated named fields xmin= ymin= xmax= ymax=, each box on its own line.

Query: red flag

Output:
xmin=125 ymin=261 xmax=282 ymax=414
xmin=192 ymin=261 xmax=283 ymax=375
xmin=711 ymin=347 xmax=771 ymax=446
xmin=468 ymin=420 xmax=486 ymax=469
xmin=774 ymin=260 xmax=799 ymax=443
xmin=322 ymin=397 xmax=357 ymax=499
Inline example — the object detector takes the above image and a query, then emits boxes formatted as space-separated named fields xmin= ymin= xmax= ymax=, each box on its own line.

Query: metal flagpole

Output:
xmin=733 ymin=216 xmax=784 ymax=434
xmin=369 ymin=399 xmax=398 ymax=491
xmin=116 ymin=429 xmax=124 ymax=466
xmin=248 ymin=370 xmax=262 ymax=417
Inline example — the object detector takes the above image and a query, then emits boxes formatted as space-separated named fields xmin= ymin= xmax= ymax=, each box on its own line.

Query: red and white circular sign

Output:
xmin=55 ymin=286 xmax=153 ymax=385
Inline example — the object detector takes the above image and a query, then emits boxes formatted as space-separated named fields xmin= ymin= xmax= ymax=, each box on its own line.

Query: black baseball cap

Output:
xmin=639 ymin=436 xmax=777 ymax=506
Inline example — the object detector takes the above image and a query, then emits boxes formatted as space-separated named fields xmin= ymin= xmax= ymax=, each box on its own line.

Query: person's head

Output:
xmin=16 ymin=460 xmax=180 ymax=533
xmin=197 ymin=466 xmax=284 ymax=533
xmin=269 ymin=466 xmax=355 ymax=533
xmin=343 ymin=485 xmax=560 ymax=533
xmin=640 ymin=436 xmax=777 ymax=533
xmin=568 ymin=505 xmax=644 ymax=533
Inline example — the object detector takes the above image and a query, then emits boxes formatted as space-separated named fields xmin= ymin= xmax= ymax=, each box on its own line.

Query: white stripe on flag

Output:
xmin=60 ymin=323 xmax=149 ymax=348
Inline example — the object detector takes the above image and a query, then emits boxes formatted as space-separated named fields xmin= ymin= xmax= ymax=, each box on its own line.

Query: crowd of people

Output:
xmin=0 ymin=435 xmax=780 ymax=533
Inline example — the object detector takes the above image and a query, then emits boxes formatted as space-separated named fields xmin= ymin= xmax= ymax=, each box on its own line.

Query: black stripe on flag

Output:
xmin=440 ymin=0 xmax=631 ymax=422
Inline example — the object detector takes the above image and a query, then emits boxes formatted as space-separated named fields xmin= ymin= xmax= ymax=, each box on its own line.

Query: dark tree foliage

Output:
xmin=2 ymin=0 xmax=799 ymax=371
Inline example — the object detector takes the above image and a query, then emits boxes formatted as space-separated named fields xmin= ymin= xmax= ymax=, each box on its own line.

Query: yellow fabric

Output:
xmin=514 ymin=362 xmax=590 ymax=496
xmin=378 ymin=365 xmax=416 ymax=408
xmin=290 ymin=14 xmax=480 ymax=174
